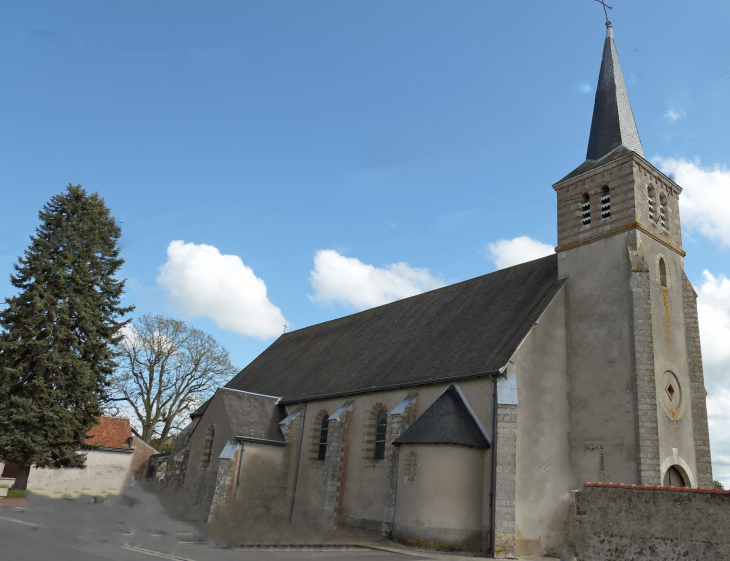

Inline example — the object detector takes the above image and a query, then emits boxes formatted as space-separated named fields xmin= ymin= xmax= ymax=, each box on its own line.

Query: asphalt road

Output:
xmin=0 ymin=494 xmax=426 ymax=561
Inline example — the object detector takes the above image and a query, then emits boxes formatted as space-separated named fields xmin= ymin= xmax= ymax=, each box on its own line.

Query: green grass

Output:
xmin=0 ymin=484 xmax=10 ymax=489
xmin=7 ymin=489 xmax=27 ymax=499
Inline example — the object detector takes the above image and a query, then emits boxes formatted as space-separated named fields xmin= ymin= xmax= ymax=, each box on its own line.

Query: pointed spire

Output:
xmin=586 ymin=21 xmax=644 ymax=161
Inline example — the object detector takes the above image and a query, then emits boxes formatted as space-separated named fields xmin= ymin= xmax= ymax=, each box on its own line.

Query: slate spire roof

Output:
xmin=585 ymin=21 xmax=644 ymax=161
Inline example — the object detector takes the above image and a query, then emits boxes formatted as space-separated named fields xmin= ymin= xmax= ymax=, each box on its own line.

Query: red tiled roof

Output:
xmin=85 ymin=417 xmax=132 ymax=449
xmin=584 ymin=482 xmax=730 ymax=495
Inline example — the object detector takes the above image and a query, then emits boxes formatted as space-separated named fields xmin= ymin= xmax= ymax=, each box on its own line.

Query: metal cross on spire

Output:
xmin=594 ymin=0 xmax=612 ymax=21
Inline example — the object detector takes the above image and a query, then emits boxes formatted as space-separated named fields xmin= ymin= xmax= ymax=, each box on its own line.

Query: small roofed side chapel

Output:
xmin=156 ymin=20 xmax=712 ymax=558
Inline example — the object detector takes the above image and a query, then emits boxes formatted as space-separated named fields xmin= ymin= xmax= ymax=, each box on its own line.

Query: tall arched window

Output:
xmin=600 ymin=186 xmax=611 ymax=219
xmin=373 ymin=409 xmax=388 ymax=461
xmin=201 ymin=425 xmax=215 ymax=467
xmin=581 ymin=193 xmax=591 ymax=226
xmin=317 ymin=414 xmax=329 ymax=461
xmin=648 ymin=186 xmax=657 ymax=222
xmin=659 ymin=258 xmax=667 ymax=288
xmin=659 ymin=193 xmax=668 ymax=230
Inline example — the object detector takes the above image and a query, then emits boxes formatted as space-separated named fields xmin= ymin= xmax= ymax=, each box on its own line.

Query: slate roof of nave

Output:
xmin=394 ymin=385 xmax=490 ymax=449
xmin=223 ymin=254 xmax=564 ymax=404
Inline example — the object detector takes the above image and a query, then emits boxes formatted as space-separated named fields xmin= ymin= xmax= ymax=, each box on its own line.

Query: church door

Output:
xmin=663 ymin=465 xmax=686 ymax=487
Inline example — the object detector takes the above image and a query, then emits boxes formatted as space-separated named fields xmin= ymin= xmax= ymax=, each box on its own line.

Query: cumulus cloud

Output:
xmin=487 ymin=236 xmax=554 ymax=270
xmin=654 ymin=157 xmax=730 ymax=247
xmin=696 ymin=270 xmax=730 ymax=486
xmin=664 ymin=109 xmax=684 ymax=122
xmin=309 ymin=250 xmax=445 ymax=310
xmin=157 ymin=241 xmax=286 ymax=339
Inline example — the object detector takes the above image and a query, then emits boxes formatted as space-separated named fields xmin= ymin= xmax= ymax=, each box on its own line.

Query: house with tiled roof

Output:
xmin=0 ymin=417 xmax=157 ymax=498
xmin=159 ymin=22 xmax=713 ymax=557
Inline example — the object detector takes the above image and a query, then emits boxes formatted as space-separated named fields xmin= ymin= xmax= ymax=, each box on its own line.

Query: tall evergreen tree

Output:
xmin=0 ymin=185 xmax=132 ymax=490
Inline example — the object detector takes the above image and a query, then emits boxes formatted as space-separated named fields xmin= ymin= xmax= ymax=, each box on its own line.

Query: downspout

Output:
xmin=489 ymin=374 xmax=498 ymax=555
xmin=288 ymin=402 xmax=306 ymax=523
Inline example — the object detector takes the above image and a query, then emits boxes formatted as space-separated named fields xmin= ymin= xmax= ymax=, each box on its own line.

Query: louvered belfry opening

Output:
xmin=600 ymin=186 xmax=611 ymax=219
xmin=582 ymin=193 xmax=591 ymax=225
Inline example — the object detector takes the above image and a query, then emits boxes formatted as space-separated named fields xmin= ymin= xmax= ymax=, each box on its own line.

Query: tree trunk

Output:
xmin=13 ymin=463 xmax=31 ymax=491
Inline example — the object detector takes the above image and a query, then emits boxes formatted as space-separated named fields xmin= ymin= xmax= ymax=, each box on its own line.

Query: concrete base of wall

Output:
xmin=393 ymin=523 xmax=483 ymax=552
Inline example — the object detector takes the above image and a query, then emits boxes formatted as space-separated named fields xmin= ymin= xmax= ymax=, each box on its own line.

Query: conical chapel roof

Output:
xmin=586 ymin=20 xmax=644 ymax=161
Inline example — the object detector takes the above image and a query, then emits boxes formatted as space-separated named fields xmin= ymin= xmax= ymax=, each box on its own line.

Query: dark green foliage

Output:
xmin=0 ymin=185 xmax=132 ymax=484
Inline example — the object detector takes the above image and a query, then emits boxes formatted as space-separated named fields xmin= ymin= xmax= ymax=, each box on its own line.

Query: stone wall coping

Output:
xmin=584 ymin=482 xmax=730 ymax=494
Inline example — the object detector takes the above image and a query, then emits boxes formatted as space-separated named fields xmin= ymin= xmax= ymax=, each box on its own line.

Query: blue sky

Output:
xmin=2 ymin=2 xmax=730 ymax=481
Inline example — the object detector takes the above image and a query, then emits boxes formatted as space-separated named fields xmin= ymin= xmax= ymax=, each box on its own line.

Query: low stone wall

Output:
xmin=562 ymin=483 xmax=730 ymax=560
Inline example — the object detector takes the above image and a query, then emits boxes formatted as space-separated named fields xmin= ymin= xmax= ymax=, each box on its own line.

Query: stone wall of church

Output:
xmin=508 ymin=283 xmax=572 ymax=558
xmin=290 ymin=378 xmax=495 ymax=542
xmin=159 ymin=391 xmax=233 ymax=522
xmin=558 ymin=233 xmax=642 ymax=487
xmin=682 ymin=272 xmax=713 ymax=488
xmin=393 ymin=443 xmax=486 ymax=552
xmin=562 ymin=485 xmax=730 ymax=561
xmin=554 ymin=154 xmax=683 ymax=256
xmin=493 ymin=403 xmax=517 ymax=559
xmin=628 ymin=239 xmax=661 ymax=485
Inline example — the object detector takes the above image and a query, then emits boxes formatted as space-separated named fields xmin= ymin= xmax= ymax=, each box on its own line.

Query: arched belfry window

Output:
xmin=648 ymin=186 xmax=657 ymax=222
xmin=374 ymin=409 xmax=388 ymax=461
xmin=659 ymin=193 xmax=668 ymax=230
xmin=659 ymin=258 xmax=667 ymax=288
xmin=201 ymin=425 xmax=215 ymax=467
xmin=581 ymin=193 xmax=591 ymax=225
xmin=317 ymin=414 xmax=329 ymax=461
xmin=600 ymin=186 xmax=611 ymax=219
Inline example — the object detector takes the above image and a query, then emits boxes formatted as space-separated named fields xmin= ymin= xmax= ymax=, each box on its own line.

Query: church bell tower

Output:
xmin=552 ymin=21 xmax=712 ymax=488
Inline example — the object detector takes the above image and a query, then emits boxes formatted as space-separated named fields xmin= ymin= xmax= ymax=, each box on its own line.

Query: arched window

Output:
xmin=600 ymin=186 xmax=611 ymax=219
xmin=373 ymin=409 xmax=388 ymax=461
xmin=659 ymin=258 xmax=667 ymax=288
xmin=648 ymin=186 xmax=657 ymax=222
xmin=659 ymin=193 xmax=668 ymax=230
xmin=581 ymin=193 xmax=591 ymax=226
xmin=201 ymin=425 xmax=215 ymax=467
xmin=317 ymin=414 xmax=329 ymax=461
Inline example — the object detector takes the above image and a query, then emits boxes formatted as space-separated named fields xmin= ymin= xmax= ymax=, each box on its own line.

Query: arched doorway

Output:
xmin=663 ymin=465 xmax=687 ymax=487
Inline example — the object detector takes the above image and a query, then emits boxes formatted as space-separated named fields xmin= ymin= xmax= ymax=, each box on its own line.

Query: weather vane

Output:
xmin=594 ymin=0 xmax=612 ymax=21
xmin=283 ymin=323 xmax=288 ymax=333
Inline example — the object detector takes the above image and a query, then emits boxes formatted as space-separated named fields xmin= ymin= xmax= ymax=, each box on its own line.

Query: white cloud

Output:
xmin=654 ymin=157 xmax=730 ymax=247
xmin=157 ymin=241 xmax=286 ymax=340
xmin=487 ymin=236 xmax=554 ymax=270
xmin=697 ymin=270 xmax=730 ymax=487
xmin=309 ymin=249 xmax=445 ymax=310
xmin=664 ymin=109 xmax=684 ymax=122
xmin=698 ymin=270 xmax=730 ymax=369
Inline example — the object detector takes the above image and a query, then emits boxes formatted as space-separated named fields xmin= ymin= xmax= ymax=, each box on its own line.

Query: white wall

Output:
xmin=26 ymin=450 xmax=134 ymax=498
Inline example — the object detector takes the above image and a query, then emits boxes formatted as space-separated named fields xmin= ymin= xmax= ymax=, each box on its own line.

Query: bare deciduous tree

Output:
xmin=109 ymin=314 xmax=237 ymax=444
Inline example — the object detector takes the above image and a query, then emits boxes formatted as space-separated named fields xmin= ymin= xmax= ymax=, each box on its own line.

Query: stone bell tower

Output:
xmin=552 ymin=21 xmax=712 ymax=488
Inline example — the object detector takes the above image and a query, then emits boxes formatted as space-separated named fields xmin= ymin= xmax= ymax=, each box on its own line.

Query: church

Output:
xmin=159 ymin=21 xmax=712 ymax=558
